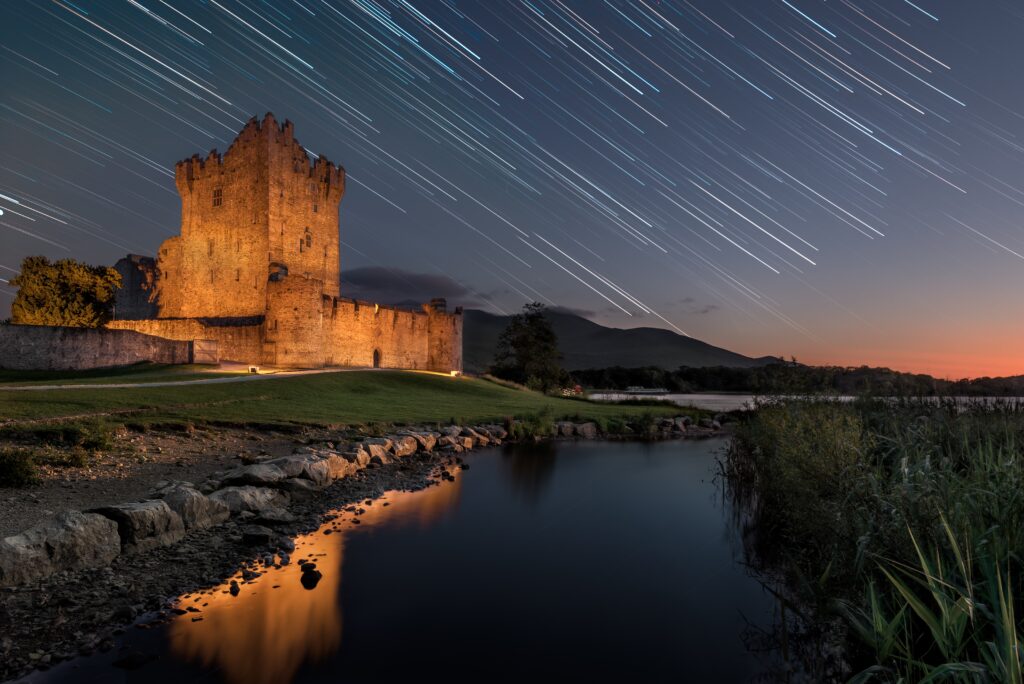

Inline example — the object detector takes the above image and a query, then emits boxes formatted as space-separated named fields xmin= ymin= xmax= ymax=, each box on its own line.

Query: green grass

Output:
xmin=0 ymin=363 xmax=238 ymax=386
xmin=724 ymin=398 xmax=1024 ymax=681
xmin=0 ymin=370 xmax=686 ymax=428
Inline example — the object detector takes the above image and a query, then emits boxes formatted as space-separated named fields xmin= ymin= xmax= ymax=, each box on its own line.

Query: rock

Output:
xmin=460 ymin=427 xmax=489 ymax=446
xmin=714 ymin=413 xmax=728 ymax=424
xmin=390 ymin=435 xmax=418 ymax=458
xmin=442 ymin=426 xmax=462 ymax=438
xmin=241 ymin=525 xmax=274 ymax=546
xmin=555 ymin=422 xmax=575 ymax=438
xmin=680 ymin=416 xmax=694 ymax=427
xmin=90 ymin=500 xmax=185 ymax=554
xmin=275 ymin=478 xmax=320 ymax=496
xmin=711 ymin=420 xmax=722 ymax=431
xmin=220 ymin=463 xmax=287 ymax=487
xmin=252 ymin=508 xmax=296 ymax=526
xmin=0 ymin=512 xmax=121 ymax=587
xmin=574 ymin=422 xmax=599 ymax=439
xmin=698 ymin=418 xmax=713 ymax=429
xmin=400 ymin=431 xmax=436 ymax=452
xmin=483 ymin=424 xmax=509 ymax=440
xmin=673 ymin=417 xmax=688 ymax=433
xmin=300 ymin=567 xmax=322 ymax=590
xmin=150 ymin=483 xmax=229 ymax=530
xmin=265 ymin=455 xmax=330 ymax=485
xmin=323 ymin=453 xmax=357 ymax=480
xmin=209 ymin=486 xmax=290 ymax=514
xmin=361 ymin=440 xmax=391 ymax=462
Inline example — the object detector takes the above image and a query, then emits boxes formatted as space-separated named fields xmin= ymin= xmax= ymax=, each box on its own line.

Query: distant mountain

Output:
xmin=462 ymin=309 xmax=778 ymax=374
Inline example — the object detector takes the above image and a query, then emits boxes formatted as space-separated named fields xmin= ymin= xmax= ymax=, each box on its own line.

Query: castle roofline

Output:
xmin=173 ymin=112 xmax=344 ymax=185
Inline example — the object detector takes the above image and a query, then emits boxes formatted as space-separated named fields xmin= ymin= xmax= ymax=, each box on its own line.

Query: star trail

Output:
xmin=1 ymin=0 xmax=1023 ymax=377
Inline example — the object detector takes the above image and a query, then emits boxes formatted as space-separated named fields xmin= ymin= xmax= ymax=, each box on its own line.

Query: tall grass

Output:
xmin=725 ymin=397 xmax=1024 ymax=681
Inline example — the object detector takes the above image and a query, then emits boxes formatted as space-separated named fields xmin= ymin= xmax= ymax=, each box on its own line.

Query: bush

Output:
xmin=0 ymin=449 xmax=38 ymax=487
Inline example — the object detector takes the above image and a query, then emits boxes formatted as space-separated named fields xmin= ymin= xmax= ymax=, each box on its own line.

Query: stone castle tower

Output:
xmin=158 ymin=113 xmax=343 ymax=317
xmin=110 ymin=114 xmax=462 ymax=371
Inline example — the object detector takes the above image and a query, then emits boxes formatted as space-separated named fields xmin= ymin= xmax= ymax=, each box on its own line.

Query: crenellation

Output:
xmin=109 ymin=115 xmax=461 ymax=372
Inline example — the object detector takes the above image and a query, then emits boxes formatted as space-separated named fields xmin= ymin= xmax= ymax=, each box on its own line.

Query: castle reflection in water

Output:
xmin=168 ymin=475 xmax=463 ymax=684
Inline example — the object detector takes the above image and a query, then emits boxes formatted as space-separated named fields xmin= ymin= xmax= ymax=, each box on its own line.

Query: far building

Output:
xmin=108 ymin=113 xmax=462 ymax=371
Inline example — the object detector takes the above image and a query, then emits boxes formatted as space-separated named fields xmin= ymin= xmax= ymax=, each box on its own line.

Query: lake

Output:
xmin=589 ymin=393 xmax=1024 ymax=413
xmin=25 ymin=439 xmax=780 ymax=683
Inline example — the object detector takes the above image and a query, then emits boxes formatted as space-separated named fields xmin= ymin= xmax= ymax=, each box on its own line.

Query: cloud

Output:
xmin=340 ymin=266 xmax=486 ymax=307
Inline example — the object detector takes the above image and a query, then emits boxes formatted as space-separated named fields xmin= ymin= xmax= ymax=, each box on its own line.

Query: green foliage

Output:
xmin=507 ymin=407 xmax=556 ymax=440
xmin=573 ymin=364 xmax=1024 ymax=397
xmin=0 ymin=420 xmax=113 ymax=451
xmin=725 ymin=399 xmax=1024 ymax=680
xmin=0 ymin=449 xmax=39 ymax=487
xmin=490 ymin=302 xmax=570 ymax=393
xmin=10 ymin=255 xmax=122 ymax=328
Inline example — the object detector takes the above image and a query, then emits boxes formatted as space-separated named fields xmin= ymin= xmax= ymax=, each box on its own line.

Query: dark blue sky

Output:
xmin=2 ymin=0 xmax=1023 ymax=377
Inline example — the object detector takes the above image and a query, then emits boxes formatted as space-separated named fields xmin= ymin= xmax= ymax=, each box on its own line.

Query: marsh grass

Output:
xmin=725 ymin=397 xmax=1024 ymax=681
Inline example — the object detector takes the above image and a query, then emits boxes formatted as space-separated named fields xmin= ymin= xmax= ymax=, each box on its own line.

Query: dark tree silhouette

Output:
xmin=490 ymin=302 xmax=569 ymax=392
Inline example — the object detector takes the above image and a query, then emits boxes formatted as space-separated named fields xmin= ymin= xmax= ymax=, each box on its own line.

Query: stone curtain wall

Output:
xmin=0 ymin=325 xmax=191 ymax=371
xmin=107 ymin=318 xmax=263 ymax=365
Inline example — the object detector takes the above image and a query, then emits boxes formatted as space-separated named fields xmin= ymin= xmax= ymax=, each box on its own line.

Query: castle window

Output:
xmin=305 ymin=232 xmax=312 ymax=248
xmin=312 ymin=202 xmax=318 ymax=213
xmin=212 ymin=187 xmax=223 ymax=207
xmin=235 ymin=269 xmax=240 ymax=282
xmin=208 ymin=239 xmax=214 ymax=256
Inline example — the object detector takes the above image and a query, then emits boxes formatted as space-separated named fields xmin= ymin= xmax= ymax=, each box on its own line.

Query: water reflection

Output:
xmin=500 ymin=440 xmax=557 ymax=502
xmin=168 ymin=474 xmax=463 ymax=684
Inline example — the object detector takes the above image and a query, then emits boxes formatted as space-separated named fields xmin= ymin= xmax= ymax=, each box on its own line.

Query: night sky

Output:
xmin=2 ymin=0 xmax=1023 ymax=378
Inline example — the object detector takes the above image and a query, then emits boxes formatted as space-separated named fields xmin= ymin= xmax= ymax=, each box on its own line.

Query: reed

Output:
xmin=725 ymin=397 xmax=1024 ymax=681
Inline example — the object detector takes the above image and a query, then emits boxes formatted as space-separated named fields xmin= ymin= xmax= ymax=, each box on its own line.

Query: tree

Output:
xmin=490 ymin=302 xmax=569 ymax=392
xmin=10 ymin=256 xmax=122 ymax=328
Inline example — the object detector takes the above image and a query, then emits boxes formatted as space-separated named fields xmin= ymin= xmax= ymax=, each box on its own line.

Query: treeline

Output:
xmin=572 ymin=364 xmax=1024 ymax=396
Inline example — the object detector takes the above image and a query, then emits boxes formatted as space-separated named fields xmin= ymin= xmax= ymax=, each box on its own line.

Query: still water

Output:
xmin=26 ymin=439 xmax=778 ymax=683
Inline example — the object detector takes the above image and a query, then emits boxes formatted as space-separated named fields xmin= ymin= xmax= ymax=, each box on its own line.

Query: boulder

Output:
xmin=341 ymin=448 xmax=370 ymax=467
xmin=679 ymin=416 xmax=693 ymax=427
xmin=673 ymin=417 xmax=688 ymax=433
xmin=151 ymin=483 xmax=230 ymax=530
xmin=220 ymin=463 xmax=287 ymax=487
xmin=91 ymin=500 xmax=185 ymax=554
xmin=276 ymin=478 xmax=320 ymax=496
xmin=390 ymin=435 xmax=418 ymax=458
xmin=442 ymin=426 xmax=462 ymax=438
xmin=0 ymin=511 xmax=121 ymax=587
xmin=362 ymin=440 xmax=392 ymax=462
xmin=461 ymin=427 xmax=490 ymax=447
xmin=210 ymin=486 xmax=290 ymax=514
xmin=483 ymin=424 xmax=509 ymax=440
xmin=400 ymin=431 xmax=436 ymax=452
xmin=555 ymin=421 xmax=575 ymax=438
xmin=323 ymin=453 xmax=358 ymax=480
xmin=263 ymin=455 xmax=308 ymax=479
xmin=575 ymin=422 xmax=599 ymax=440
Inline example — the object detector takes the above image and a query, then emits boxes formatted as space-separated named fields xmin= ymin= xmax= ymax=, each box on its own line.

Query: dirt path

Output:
xmin=0 ymin=366 xmax=377 ymax=392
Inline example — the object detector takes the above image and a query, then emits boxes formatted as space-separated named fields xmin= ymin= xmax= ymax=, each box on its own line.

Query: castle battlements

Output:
xmin=112 ymin=115 xmax=461 ymax=372
xmin=175 ymin=113 xmax=344 ymax=194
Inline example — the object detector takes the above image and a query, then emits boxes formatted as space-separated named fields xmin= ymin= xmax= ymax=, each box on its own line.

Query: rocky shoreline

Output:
xmin=0 ymin=415 xmax=722 ymax=681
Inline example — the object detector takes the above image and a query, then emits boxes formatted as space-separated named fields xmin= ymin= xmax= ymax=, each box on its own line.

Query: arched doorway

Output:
xmin=372 ymin=349 xmax=381 ymax=368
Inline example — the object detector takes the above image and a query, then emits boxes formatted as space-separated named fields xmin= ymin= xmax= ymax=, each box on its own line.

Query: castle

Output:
xmin=106 ymin=114 xmax=462 ymax=372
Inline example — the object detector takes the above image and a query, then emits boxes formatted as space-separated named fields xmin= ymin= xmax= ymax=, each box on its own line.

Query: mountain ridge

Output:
xmin=462 ymin=308 xmax=777 ymax=374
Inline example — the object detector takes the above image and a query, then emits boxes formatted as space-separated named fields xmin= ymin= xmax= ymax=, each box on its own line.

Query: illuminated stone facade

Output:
xmin=110 ymin=114 xmax=462 ymax=371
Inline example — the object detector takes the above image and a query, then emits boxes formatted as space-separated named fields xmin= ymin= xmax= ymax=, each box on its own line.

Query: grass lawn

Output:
xmin=0 ymin=370 xmax=684 ymax=427
xmin=0 ymin=364 xmax=240 ymax=386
